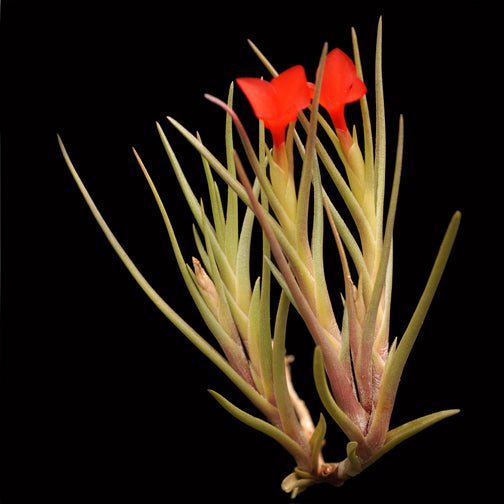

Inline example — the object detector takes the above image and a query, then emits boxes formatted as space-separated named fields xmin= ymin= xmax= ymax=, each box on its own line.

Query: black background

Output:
xmin=1 ymin=1 xmax=496 ymax=502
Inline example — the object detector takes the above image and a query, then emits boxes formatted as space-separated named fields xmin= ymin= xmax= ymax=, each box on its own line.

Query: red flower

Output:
xmin=236 ymin=66 xmax=311 ymax=148
xmin=317 ymin=48 xmax=367 ymax=132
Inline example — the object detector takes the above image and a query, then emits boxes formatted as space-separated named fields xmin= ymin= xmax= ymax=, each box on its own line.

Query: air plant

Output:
xmin=58 ymin=19 xmax=460 ymax=498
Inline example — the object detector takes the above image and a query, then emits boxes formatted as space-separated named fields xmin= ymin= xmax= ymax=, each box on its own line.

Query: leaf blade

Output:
xmin=209 ymin=390 xmax=307 ymax=463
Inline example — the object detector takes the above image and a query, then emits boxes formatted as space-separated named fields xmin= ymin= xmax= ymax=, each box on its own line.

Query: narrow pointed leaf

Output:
xmin=374 ymin=18 xmax=386 ymax=238
xmin=315 ymin=113 xmax=349 ymax=172
xmin=204 ymin=95 xmax=291 ymax=228
xmin=201 ymin=146 xmax=226 ymax=247
xmin=296 ymin=44 xmax=328 ymax=256
xmin=209 ymin=390 xmax=307 ymax=462
xmin=199 ymin=200 xmax=241 ymax=347
xmin=157 ymin=122 xmax=207 ymax=225
xmin=236 ymin=144 xmax=367 ymax=422
xmin=192 ymin=225 xmax=211 ymax=272
xmin=351 ymin=27 xmax=374 ymax=192
xmin=310 ymin=414 xmax=327 ymax=471
xmin=324 ymin=199 xmax=359 ymax=368
xmin=373 ymin=242 xmax=393 ymax=361
xmin=225 ymin=83 xmax=239 ymax=267
xmin=235 ymin=197 xmax=256 ymax=312
xmin=392 ymin=212 xmax=461 ymax=384
xmin=259 ymin=251 xmax=274 ymax=402
xmin=131 ymin=150 xmax=237 ymax=355
xmin=311 ymin=155 xmax=338 ymax=336
xmin=315 ymin=135 xmax=375 ymax=252
xmin=367 ymin=409 xmax=460 ymax=467
xmin=369 ymin=211 xmax=461 ymax=440
xmin=247 ymin=39 xmax=279 ymax=78
xmin=157 ymin=122 xmax=236 ymax=289
xmin=58 ymin=136 xmax=275 ymax=418
xmin=163 ymin=119 xmax=249 ymax=206
xmin=124 ymin=157 xmax=243 ymax=381
xmin=133 ymin=151 xmax=252 ymax=384
xmin=225 ymin=288 xmax=250 ymax=347
xmin=247 ymin=278 xmax=263 ymax=380
xmin=322 ymin=192 xmax=371 ymax=299
xmin=358 ymin=115 xmax=403 ymax=409
xmin=264 ymin=256 xmax=298 ymax=311
xmin=272 ymin=292 xmax=304 ymax=444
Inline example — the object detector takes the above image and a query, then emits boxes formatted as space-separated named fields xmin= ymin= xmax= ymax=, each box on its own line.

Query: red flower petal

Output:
xmin=235 ymin=77 xmax=278 ymax=124
xmin=343 ymin=73 xmax=367 ymax=104
xmin=237 ymin=65 xmax=310 ymax=147
xmin=271 ymin=65 xmax=311 ymax=125
xmin=317 ymin=48 xmax=367 ymax=132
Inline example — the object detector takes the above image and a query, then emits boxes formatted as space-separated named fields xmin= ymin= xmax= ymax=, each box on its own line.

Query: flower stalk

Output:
xmin=59 ymin=18 xmax=460 ymax=498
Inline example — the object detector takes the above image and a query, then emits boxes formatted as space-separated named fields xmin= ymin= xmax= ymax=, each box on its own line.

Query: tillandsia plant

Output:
xmin=58 ymin=20 xmax=460 ymax=498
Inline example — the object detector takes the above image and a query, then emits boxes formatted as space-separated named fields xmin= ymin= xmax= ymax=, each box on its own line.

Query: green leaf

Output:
xmin=202 ymin=202 xmax=237 ymax=296
xmin=311 ymin=155 xmax=337 ymax=336
xmin=281 ymin=472 xmax=315 ymax=499
xmin=393 ymin=211 xmax=461 ymax=388
xmin=130 ymin=149 xmax=237 ymax=359
xmin=162 ymin=119 xmax=249 ymax=206
xmin=369 ymin=211 xmax=462 ymax=441
xmin=225 ymin=289 xmax=249 ymax=347
xmin=220 ymin=148 xmax=313 ymax=298
xmin=199 ymin=200 xmax=241 ymax=347
xmin=268 ymin=217 xmax=314 ymax=284
xmin=367 ymin=409 xmax=460 ymax=467
xmin=158 ymin=123 xmax=237 ymax=294
xmin=322 ymin=192 xmax=371 ymax=300
xmin=235 ymin=190 xmax=256 ymax=312
xmin=234 ymin=151 xmax=333 ymax=384
xmin=157 ymin=122 xmax=206 ymax=226
xmin=134 ymin=151 xmax=254 ymax=387
xmin=309 ymin=414 xmax=327 ymax=471
xmin=296 ymin=45 xmax=327 ymax=257
xmin=352 ymin=27 xmax=375 ymax=196
xmin=247 ymin=39 xmax=279 ymax=77
xmin=204 ymin=95 xmax=291 ymax=229
xmin=345 ymin=441 xmax=363 ymax=476
xmin=374 ymin=17 xmax=386 ymax=238
xmin=373 ymin=242 xmax=393 ymax=359
xmin=324 ymin=203 xmax=359 ymax=367
xmin=200 ymin=143 xmax=226 ymax=247
xmin=263 ymin=256 xmax=298 ymax=312
xmin=311 ymin=158 xmax=324 ymax=274
xmin=248 ymin=279 xmax=273 ymax=399
xmin=224 ymin=83 xmax=239 ymax=267
xmin=58 ymin=136 xmax=275 ymax=419
xmin=191 ymin=225 xmax=211 ymax=272
xmin=209 ymin=390 xmax=307 ymax=463
xmin=259 ymin=257 xmax=274 ymax=403
xmin=358 ymin=115 xmax=404 ymax=409
xmin=272 ymin=292 xmax=305 ymax=445
xmin=315 ymin=135 xmax=375 ymax=253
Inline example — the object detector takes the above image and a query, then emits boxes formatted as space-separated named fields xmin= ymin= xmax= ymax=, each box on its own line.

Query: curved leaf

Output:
xmin=369 ymin=211 xmax=461 ymax=443
xmin=209 ymin=390 xmax=307 ymax=463
xmin=366 ymin=409 xmax=460 ymax=468
xmin=58 ymin=136 xmax=275 ymax=419
xmin=310 ymin=414 xmax=327 ymax=471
